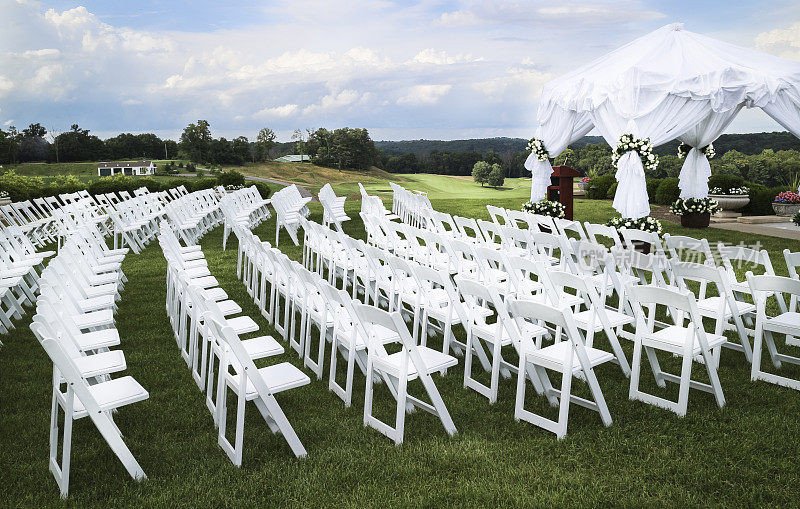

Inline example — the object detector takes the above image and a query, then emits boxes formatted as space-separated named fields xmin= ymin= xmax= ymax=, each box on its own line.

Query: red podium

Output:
xmin=546 ymin=165 xmax=580 ymax=220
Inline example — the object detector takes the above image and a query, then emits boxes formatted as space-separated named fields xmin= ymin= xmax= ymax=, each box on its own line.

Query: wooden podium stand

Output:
xmin=546 ymin=165 xmax=580 ymax=220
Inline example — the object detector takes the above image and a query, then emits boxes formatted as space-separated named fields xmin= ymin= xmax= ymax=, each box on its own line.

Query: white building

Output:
xmin=274 ymin=154 xmax=311 ymax=163
xmin=98 ymin=160 xmax=156 ymax=177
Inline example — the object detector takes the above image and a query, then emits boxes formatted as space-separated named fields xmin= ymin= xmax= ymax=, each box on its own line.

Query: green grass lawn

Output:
xmin=2 ymin=191 xmax=800 ymax=506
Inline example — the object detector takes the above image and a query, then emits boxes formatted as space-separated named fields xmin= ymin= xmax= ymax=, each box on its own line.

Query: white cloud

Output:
xmin=0 ymin=76 xmax=14 ymax=97
xmin=254 ymin=104 xmax=299 ymax=119
xmin=755 ymin=22 xmax=800 ymax=59
xmin=397 ymin=84 xmax=452 ymax=105
xmin=433 ymin=10 xmax=481 ymax=27
xmin=410 ymin=48 xmax=483 ymax=65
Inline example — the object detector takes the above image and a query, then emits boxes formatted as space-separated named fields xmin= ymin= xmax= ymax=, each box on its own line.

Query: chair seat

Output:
xmin=765 ymin=312 xmax=800 ymax=335
xmin=339 ymin=322 xmax=400 ymax=347
xmin=242 ymin=335 xmax=284 ymax=359
xmin=73 ymin=309 xmax=115 ymax=330
xmin=226 ymin=315 xmax=259 ymax=334
xmin=646 ymin=326 xmax=726 ymax=354
xmin=696 ymin=296 xmax=755 ymax=317
xmin=527 ymin=341 xmax=614 ymax=372
xmin=82 ymin=281 xmax=119 ymax=298
xmin=217 ymin=300 xmax=243 ymax=316
xmin=573 ymin=308 xmax=634 ymax=332
xmin=73 ymin=350 xmax=127 ymax=378
xmin=71 ymin=376 xmax=149 ymax=418
xmin=74 ymin=328 xmax=121 ymax=351
xmin=189 ymin=275 xmax=219 ymax=289
xmin=77 ymin=294 xmax=116 ymax=313
xmin=203 ymin=287 xmax=228 ymax=301
xmin=232 ymin=362 xmax=311 ymax=399
xmin=184 ymin=266 xmax=211 ymax=278
xmin=375 ymin=346 xmax=458 ymax=379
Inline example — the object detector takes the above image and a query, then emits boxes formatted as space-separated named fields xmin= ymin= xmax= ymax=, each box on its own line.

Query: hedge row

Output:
xmin=586 ymin=173 xmax=789 ymax=215
xmin=0 ymin=170 xmax=269 ymax=202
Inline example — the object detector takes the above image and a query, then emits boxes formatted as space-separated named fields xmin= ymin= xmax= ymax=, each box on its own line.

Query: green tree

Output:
xmin=487 ymin=163 xmax=505 ymax=187
xmin=179 ymin=120 xmax=212 ymax=163
xmin=472 ymin=161 xmax=491 ymax=186
xmin=255 ymin=128 xmax=276 ymax=162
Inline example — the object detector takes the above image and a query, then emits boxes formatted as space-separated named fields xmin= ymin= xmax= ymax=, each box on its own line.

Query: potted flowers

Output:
xmin=0 ymin=190 xmax=9 ymax=206
xmin=669 ymin=198 xmax=719 ymax=228
xmin=709 ymin=186 xmax=750 ymax=216
xmin=522 ymin=199 xmax=565 ymax=219
xmin=578 ymin=176 xmax=592 ymax=191
xmin=606 ymin=216 xmax=663 ymax=253
xmin=773 ymin=191 xmax=800 ymax=217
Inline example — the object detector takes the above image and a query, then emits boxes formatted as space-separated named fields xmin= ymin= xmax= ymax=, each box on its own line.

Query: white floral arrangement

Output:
xmin=526 ymin=137 xmax=549 ymax=162
xmin=709 ymin=186 xmax=749 ymax=195
xmin=522 ymin=199 xmax=565 ymax=218
xmin=0 ymin=190 xmax=8 ymax=199
xmin=678 ymin=142 xmax=715 ymax=160
xmin=612 ymin=134 xmax=658 ymax=173
xmin=224 ymin=185 xmax=245 ymax=191
xmin=669 ymin=197 xmax=719 ymax=216
xmin=606 ymin=216 xmax=662 ymax=235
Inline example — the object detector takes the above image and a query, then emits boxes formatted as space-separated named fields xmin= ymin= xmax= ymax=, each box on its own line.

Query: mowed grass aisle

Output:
xmin=2 ymin=197 xmax=800 ymax=506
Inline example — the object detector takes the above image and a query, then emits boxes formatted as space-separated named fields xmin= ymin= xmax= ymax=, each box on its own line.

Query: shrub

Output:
xmin=164 ymin=177 xmax=193 ymax=191
xmin=655 ymin=178 xmax=680 ymax=205
xmin=606 ymin=182 xmax=618 ymax=199
xmin=646 ymin=178 xmax=661 ymax=202
xmin=587 ymin=174 xmax=615 ymax=199
xmin=190 ymin=178 xmax=217 ymax=192
xmin=185 ymin=162 xmax=196 ymax=172
xmin=252 ymin=181 xmax=271 ymax=198
xmin=216 ymin=170 xmax=245 ymax=188
xmin=742 ymin=185 xmax=784 ymax=215
xmin=47 ymin=175 xmax=85 ymax=196
xmin=708 ymin=174 xmax=745 ymax=193
xmin=0 ymin=171 xmax=47 ymax=201
xmin=134 ymin=177 xmax=162 ymax=192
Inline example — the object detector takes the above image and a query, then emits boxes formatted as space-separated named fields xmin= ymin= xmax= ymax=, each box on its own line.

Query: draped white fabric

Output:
xmin=677 ymin=105 xmax=743 ymax=199
xmin=762 ymin=91 xmax=800 ymax=139
xmin=530 ymin=23 xmax=800 ymax=216
xmin=525 ymin=112 xmax=593 ymax=201
xmin=589 ymin=97 xmax=712 ymax=218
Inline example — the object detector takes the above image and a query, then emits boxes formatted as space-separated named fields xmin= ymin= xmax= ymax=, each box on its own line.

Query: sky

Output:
xmin=1 ymin=0 xmax=799 ymax=142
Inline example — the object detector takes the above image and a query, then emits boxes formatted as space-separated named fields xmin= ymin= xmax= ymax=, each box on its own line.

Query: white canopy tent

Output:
xmin=526 ymin=23 xmax=800 ymax=218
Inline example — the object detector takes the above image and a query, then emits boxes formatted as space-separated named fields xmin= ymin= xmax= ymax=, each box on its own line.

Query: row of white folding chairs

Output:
xmin=270 ymin=184 xmax=311 ymax=246
xmin=318 ymin=183 xmax=349 ymax=231
xmin=389 ymin=182 xmax=433 ymax=228
xmin=296 ymin=216 xmax=714 ymax=438
xmin=364 ymin=208 xmax=800 ymax=411
xmin=231 ymin=221 xmax=458 ymax=444
xmin=220 ymin=185 xmax=271 ymax=250
xmin=27 ymin=231 xmax=148 ymax=497
xmin=163 ymin=188 xmax=223 ymax=246
xmin=417 ymin=204 xmax=800 ymax=398
xmin=358 ymin=182 xmax=399 ymax=222
xmin=0 ymin=222 xmax=54 ymax=335
xmin=159 ymin=223 xmax=309 ymax=465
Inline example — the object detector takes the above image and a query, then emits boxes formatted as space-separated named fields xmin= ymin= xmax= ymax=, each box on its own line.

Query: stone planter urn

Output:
xmin=0 ymin=197 xmax=10 ymax=207
xmin=578 ymin=181 xmax=590 ymax=191
xmin=709 ymin=193 xmax=749 ymax=218
xmin=772 ymin=202 xmax=800 ymax=217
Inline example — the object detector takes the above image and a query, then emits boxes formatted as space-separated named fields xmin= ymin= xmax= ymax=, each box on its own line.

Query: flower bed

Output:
xmin=522 ymin=199 xmax=565 ymax=218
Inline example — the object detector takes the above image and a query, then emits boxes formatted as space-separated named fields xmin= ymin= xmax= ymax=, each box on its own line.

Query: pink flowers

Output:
xmin=580 ymin=176 xmax=592 ymax=183
xmin=774 ymin=191 xmax=800 ymax=204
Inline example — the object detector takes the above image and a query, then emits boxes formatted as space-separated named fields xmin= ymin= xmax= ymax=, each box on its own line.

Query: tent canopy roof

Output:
xmin=539 ymin=23 xmax=800 ymax=120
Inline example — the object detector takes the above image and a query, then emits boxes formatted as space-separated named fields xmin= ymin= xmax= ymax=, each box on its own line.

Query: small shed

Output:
xmin=98 ymin=160 xmax=156 ymax=177
xmin=274 ymin=155 xmax=311 ymax=163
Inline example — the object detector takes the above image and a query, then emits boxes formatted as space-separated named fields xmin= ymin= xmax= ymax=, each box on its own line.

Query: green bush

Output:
xmin=185 ymin=162 xmax=196 ymax=172
xmin=587 ymin=174 xmax=616 ymax=199
xmin=655 ymin=178 xmax=680 ymax=205
xmin=47 ymin=175 xmax=85 ymax=196
xmin=646 ymin=178 xmax=661 ymax=202
xmin=708 ymin=174 xmax=745 ymax=192
xmin=742 ymin=185 xmax=785 ymax=215
xmin=0 ymin=171 xmax=47 ymax=201
xmin=134 ymin=177 xmax=162 ymax=192
xmin=164 ymin=178 xmax=193 ymax=191
xmin=251 ymin=182 xmax=271 ymax=198
xmin=190 ymin=178 xmax=217 ymax=192
xmin=606 ymin=182 xmax=618 ymax=199
xmin=216 ymin=170 xmax=245 ymax=188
